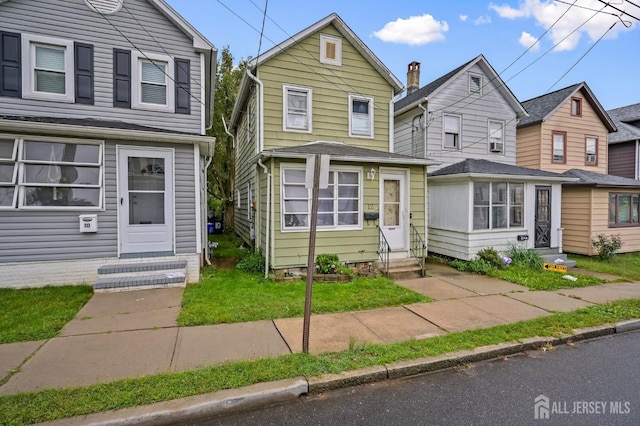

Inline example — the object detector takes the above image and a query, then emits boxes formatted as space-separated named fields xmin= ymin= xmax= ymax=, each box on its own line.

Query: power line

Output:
xmin=254 ymin=0 xmax=269 ymax=73
xmin=597 ymin=0 xmax=640 ymax=21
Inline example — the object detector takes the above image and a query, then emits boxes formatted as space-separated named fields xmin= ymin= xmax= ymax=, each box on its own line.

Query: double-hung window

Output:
xmin=443 ymin=114 xmax=461 ymax=149
xmin=552 ymin=131 xmax=566 ymax=163
xmin=609 ymin=193 xmax=640 ymax=226
xmin=349 ymin=95 xmax=373 ymax=138
xmin=282 ymin=166 xmax=361 ymax=230
xmin=488 ymin=120 xmax=504 ymax=153
xmin=586 ymin=137 xmax=597 ymax=165
xmin=0 ymin=138 xmax=17 ymax=208
xmin=22 ymin=34 xmax=74 ymax=102
xmin=283 ymin=85 xmax=312 ymax=132
xmin=473 ymin=182 xmax=524 ymax=230
xmin=132 ymin=51 xmax=174 ymax=112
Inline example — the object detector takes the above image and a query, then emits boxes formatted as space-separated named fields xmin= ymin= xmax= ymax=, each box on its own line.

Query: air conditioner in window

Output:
xmin=586 ymin=154 xmax=596 ymax=164
xmin=490 ymin=142 xmax=504 ymax=153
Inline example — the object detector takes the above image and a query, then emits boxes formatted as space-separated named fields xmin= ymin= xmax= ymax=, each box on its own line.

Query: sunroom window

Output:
xmin=473 ymin=182 xmax=524 ymax=230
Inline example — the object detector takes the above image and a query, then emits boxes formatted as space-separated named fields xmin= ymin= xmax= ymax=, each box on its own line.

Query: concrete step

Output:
xmin=541 ymin=253 xmax=577 ymax=268
xmin=94 ymin=260 xmax=187 ymax=292
xmin=373 ymin=258 xmax=425 ymax=280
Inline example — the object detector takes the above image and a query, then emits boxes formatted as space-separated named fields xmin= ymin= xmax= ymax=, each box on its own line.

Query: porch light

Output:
xmin=367 ymin=168 xmax=377 ymax=180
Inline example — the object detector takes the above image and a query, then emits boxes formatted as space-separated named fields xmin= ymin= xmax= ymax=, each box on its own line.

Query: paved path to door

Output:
xmin=2 ymin=266 xmax=640 ymax=395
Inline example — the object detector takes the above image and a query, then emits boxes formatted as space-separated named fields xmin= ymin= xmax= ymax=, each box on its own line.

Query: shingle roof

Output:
xmin=428 ymin=158 xmax=569 ymax=179
xmin=562 ymin=169 xmax=640 ymax=187
xmin=607 ymin=103 xmax=640 ymax=144
xmin=262 ymin=141 xmax=437 ymax=166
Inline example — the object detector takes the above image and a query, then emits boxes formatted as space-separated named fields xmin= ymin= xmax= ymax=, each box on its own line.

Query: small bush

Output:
xmin=316 ymin=253 xmax=340 ymax=274
xmin=449 ymin=259 xmax=468 ymax=271
xmin=592 ymin=234 xmax=623 ymax=260
xmin=505 ymin=243 xmax=544 ymax=269
xmin=449 ymin=258 xmax=493 ymax=274
xmin=235 ymin=252 xmax=265 ymax=274
xmin=476 ymin=247 xmax=505 ymax=269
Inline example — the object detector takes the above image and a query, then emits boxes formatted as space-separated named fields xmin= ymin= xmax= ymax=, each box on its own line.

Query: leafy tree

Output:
xmin=207 ymin=46 xmax=245 ymax=230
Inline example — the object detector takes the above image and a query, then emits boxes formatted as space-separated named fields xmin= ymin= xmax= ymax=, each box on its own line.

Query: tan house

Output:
xmin=229 ymin=14 xmax=436 ymax=275
xmin=517 ymin=82 xmax=640 ymax=255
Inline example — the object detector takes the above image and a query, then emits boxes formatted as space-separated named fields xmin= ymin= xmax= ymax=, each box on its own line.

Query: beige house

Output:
xmin=517 ymin=82 xmax=640 ymax=255
xmin=229 ymin=14 xmax=436 ymax=274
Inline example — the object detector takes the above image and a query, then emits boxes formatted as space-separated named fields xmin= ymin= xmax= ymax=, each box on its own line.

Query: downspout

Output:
xmin=246 ymin=69 xmax=264 ymax=153
xmin=417 ymin=100 xmax=428 ymax=158
xmin=389 ymin=95 xmax=395 ymax=153
xmin=257 ymin=158 xmax=271 ymax=278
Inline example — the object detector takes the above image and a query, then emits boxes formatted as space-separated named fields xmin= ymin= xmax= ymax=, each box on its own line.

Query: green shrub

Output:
xmin=505 ymin=243 xmax=544 ymax=269
xmin=476 ymin=247 xmax=504 ymax=269
xmin=449 ymin=259 xmax=468 ymax=271
xmin=235 ymin=252 xmax=265 ymax=274
xmin=467 ymin=258 xmax=493 ymax=274
xmin=592 ymin=234 xmax=623 ymax=260
xmin=316 ymin=253 xmax=340 ymax=274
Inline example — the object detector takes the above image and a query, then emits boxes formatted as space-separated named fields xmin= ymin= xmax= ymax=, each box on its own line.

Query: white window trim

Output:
xmin=488 ymin=119 xmax=505 ymax=154
xmin=0 ymin=137 xmax=18 ymax=210
xmin=280 ymin=163 xmax=363 ymax=232
xmin=282 ymin=84 xmax=312 ymax=133
xmin=349 ymin=94 xmax=374 ymax=139
xmin=472 ymin=181 xmax=525 ymax=231
xmin=469 ymin=73 xmax=483 ymax=94
xmin=320 ymin=34 xmax=342 ymax=66
xmin=131 ymin=51 xmax=175 ymax=112
xmin=21 ymin=34 xmax=74 ymax=103
xmin=443 ymin=113 xmax=462 ymax=150
xmin=9 ymin=136 xmax=105 ymax=211
xmin=237 ymin=189 xmax=241 ymax=208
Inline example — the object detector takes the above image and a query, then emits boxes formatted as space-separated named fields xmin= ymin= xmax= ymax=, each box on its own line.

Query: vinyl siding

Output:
xmin=0 ymin=0 xmax=203 ymax=134
xmin=608 ymin=142 xmax=637 ymax=179
xmin=515 ymin=124 xmax=541 ymax=169
xmin=257 ymin=25 xmax=392 ymax=152
xmin=0 ymin=138 xmax=197 ymax=263
xmin=536 ymin=91 xmax=610 ymax=173
xmin=561 ymin=187 xmax=593 ymax=255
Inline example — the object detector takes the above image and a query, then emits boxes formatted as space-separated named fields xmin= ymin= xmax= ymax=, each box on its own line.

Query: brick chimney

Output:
xmin=407 ymin=61 xmax=420 ymax=96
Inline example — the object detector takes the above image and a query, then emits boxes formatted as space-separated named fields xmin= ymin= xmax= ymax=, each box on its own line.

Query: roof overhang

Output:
xmin=428 ymin=172 xmax=577 ymax=183
xmin=151 ymin=0 xmax=215 ymax=52
xmin=258 ymin=152 xmax=438 ymax=167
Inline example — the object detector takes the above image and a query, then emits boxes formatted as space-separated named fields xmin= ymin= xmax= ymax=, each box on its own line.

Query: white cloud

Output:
xmin=519 ymin=31 xmax=540 ymax=51
xmin=372 ymin=14 xmax=449 ymax=45
xmin=474 ymin=15 xmax=492 ymax=25
xmin=489 ymin=0 xmax=639 ymax=51
xmin=459 ymin=14 xmax=468 ymax=22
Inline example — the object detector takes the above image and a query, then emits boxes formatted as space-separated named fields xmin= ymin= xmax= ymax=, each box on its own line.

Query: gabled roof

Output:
xmin=607 ymin=103 xmax=640 ymax=144
xmin=249 ymin=13 xmax=403 ymax=93
xmin=518 ymin=82 xmax=616 ymax=132
xmin=261 ymin=141 xmax=438 ymax=166
xmin=562 ymin=169 xmax=640 ymax=188
xmin=394 ymin=54 xmax=527 ymax=119
xmin=429 ymin=158 xmax=573 ymax=182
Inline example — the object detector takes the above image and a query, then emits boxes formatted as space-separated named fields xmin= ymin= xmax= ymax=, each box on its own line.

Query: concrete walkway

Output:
xmin=2 ymin=266 xmax=640 ymax=396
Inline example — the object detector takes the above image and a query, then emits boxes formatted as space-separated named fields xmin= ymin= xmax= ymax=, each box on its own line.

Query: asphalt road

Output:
xmin=193 ymin=331 xmax=640 ymax=426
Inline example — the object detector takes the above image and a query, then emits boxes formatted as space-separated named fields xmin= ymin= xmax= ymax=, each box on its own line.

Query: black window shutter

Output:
xmin=0 ymin=31 xmax=22 ymax=98
xmin=74 ymin=42 xmax=94 ymax=104
xmin=174 ymin=58 xmax=190 ymax=114
xmin=113 ymin=48 xmax=131 ymax=108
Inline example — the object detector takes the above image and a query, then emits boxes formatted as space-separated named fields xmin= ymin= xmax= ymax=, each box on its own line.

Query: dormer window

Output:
xmin=469 ymin=73 xmax=482 ymax=94
xmin=571 ymin=97 xmax=582 ymax=116
xmin=320 ymin=34 xmax=342 ymax=66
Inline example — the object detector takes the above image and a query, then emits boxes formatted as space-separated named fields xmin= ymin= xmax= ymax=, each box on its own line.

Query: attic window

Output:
xmin=320 ymin=34 xmax=342 ymax=66
xmin=469 ymin=74 xmax=482 ymax=94
xmin=571 ymin=97 xmax=582 ymax=116
xmin=84 ymin=0 xmax=123 ymax=15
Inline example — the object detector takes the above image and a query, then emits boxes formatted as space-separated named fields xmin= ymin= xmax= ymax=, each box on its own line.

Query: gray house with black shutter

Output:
xmin=0 ymin=0 xmax=216 ymax=289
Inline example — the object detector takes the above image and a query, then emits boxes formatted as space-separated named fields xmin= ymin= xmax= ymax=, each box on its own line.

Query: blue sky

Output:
xmin=167 ymin=0 xmax=640 ymax=110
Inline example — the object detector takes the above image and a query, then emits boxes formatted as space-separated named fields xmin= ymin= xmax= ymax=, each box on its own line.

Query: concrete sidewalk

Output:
xmin=2 ymin=266 xmax=640 ymax=397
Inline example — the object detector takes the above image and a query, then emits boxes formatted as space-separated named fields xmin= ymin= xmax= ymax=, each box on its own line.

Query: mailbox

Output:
xmin=79 ymin=214 xmax=98 ymax=233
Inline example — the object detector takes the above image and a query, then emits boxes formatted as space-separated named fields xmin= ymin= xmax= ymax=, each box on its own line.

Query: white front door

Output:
xmin=117 ymin=147 xmax=174 ymax=254
xmin=380 ymin=170 xmax=408 ymax=253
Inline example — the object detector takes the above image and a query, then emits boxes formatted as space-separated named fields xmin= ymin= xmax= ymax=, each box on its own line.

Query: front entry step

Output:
xmin=540 ymin=253 xmax=577 ymax=268
xmin=94 ymin=260 xmax=187 ymax=292
xmin=373 ymin=258 xmax=425 ymax=280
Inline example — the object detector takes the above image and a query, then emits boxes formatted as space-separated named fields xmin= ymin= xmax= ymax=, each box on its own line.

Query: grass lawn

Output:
xmin=488 ymin=264 xmax=607 ymax=291
xmin=569 ymin=252 xmax=640 ymax=282
xmin=3 ymin=298 xmax=640 ymax=425
xmin=0 ymin=286 xmax=93 ymax=344
xmin=178 ymin=268 xmax=430 ymax=326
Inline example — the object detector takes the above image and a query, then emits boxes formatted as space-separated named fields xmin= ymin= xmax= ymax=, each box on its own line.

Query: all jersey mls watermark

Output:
xmin=534 ymin=395 xmax=632 ymax=419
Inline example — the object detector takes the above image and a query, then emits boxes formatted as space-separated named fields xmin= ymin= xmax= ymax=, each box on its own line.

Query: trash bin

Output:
xmin=212 ymin=218 xmax=223 ymax=234
xmin=207 ymin=223 xmax=214 ymax=234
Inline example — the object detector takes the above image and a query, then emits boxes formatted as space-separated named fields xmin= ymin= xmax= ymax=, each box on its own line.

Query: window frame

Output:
xmin=1 ymin=136 xmax=104 ymax=210
xmin=21 ymin=33 xmax=74 ymax=103
xmin=469 ymin=73 xmax=482 ymax=94
xmin=281 ymin=164 xmax=362 ymax=232
xmin=488 ymin=119 xmax=504 ymax=154
xmin=282 ymin=84 xmax=312 ymax=133
xmin=443 ymin=113 xmax=462 ymax=150
xmin=131 ymin=51 xmax=175 ymax=112
xmin=320 ymin=34 xmax=342 ymax=66
xmin=585 ymin=136 xmax=598 ymax=166
xmin=348 ymin=94 xmax=374 ymax=138
xmin=571 ymin=97 xmax=582 ymax=117
xmin=473 ymin=182 xmax=525 ymax=230
xmin=552 ymin=131 xmax=567 ymax=164
xmin=0 ymin=138 xmax=18 ymax=209
xmin=609 ymin=192 xmax=640 ymax=227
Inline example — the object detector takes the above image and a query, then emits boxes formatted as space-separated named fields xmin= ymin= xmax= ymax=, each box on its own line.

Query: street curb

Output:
xmin=41 ymin=319 xmax=640 ymax=425
xmin=39 ymin=377 xmax=308 ymax=426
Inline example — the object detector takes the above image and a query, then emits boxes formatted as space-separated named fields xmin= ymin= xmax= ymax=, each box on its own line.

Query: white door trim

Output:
xmin=379 ymin=168 xmax=410 ymax=257
xmin=116 ymin=146 xmax=175 ymax=256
